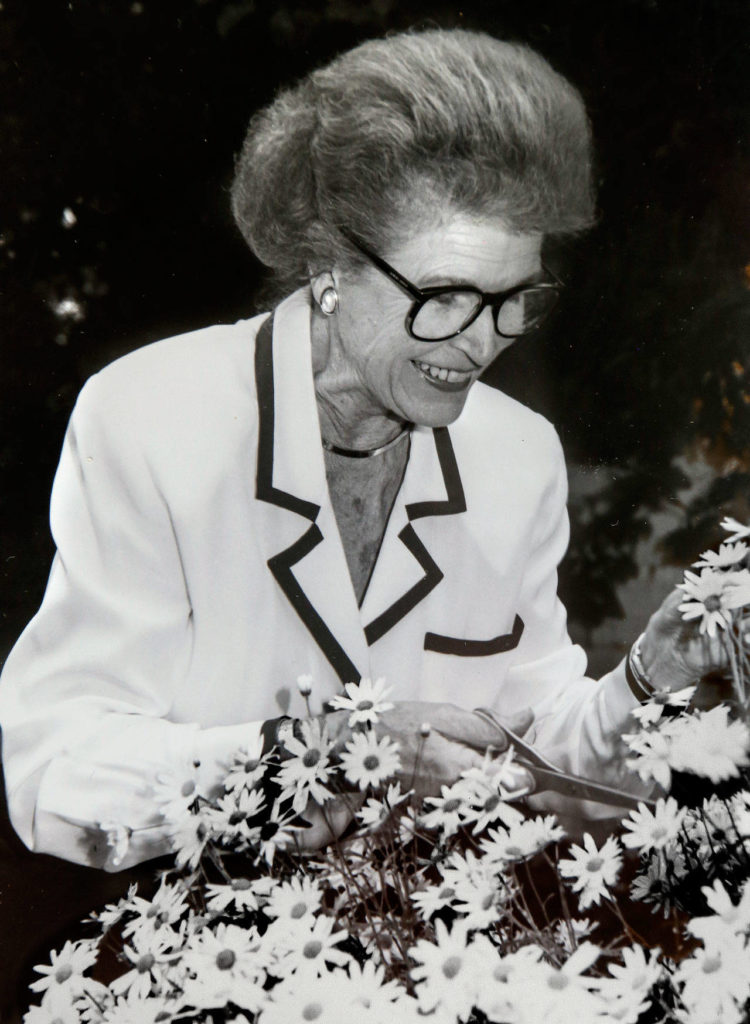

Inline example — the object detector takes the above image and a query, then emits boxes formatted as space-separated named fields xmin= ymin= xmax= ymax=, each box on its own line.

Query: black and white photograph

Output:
xmin=1 ymin=1 xmax=749 ymax=1021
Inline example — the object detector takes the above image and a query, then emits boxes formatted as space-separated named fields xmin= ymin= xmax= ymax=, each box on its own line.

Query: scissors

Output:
xmin=446 ymin=707 xmax=656 ymax=813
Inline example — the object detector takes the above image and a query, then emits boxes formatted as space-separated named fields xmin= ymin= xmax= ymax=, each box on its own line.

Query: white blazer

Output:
xmin=0 ymin=289 xmax=639 ymax=869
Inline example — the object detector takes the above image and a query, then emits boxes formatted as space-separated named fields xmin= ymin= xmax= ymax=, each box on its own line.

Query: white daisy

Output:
xmin=273 ymin=914 xmax=351 ymax=979
xmin=474 ymin=944 xmax=544 ymax=1021
xmin=629 ymin=685 xmax=695 ymax=727
xmin=327 ymin=677 xmax=394 ymax=727
xmin=258 ymin=969 xmax=362 ymax=1024
xmin=720 ymin=516 xmax=750 ymax=542
xmin=205 ymin=876 xmax=262 ymax=915
xmin=410 ymin=920 xmax=496 ymax=1020
xmin=458 ymin=754 xmax=528 ymax=834
xmin=224 ymin=749 xmax=270 ymax=793
xmin=152 ymin=762 xmax=205 ymax=821
xmin=110 ymin=926 xmax=181 ymax=999
xmin=595 ymin=945 xmax=663 ymax=1023
xmin=667 ymin=705 xmax=750 ymax=783
xmin=23 ymin=995 xmax=82 ymax=1024
xmin=297 ymin=673 xmax=314 ymax=697
xmin=88 ymin=990 xmax=174 ymax=1024
xmin=345 ymin=959 xmax=409 ymax=1013
xmin=559 ymin=833 xmax=623 ymax=909
xmin=256 ymin=802 xmax=303 ymax=865
xmin=420 ymin=782 xmax=468 ymax=836
xmin=621 ymin=798 xmax=686 ymax=854
xmin=356 ymin=782 xmax=410 ymax=832
xmin=411 ymin=881 xmax=459 ymax=920
xmin=263 ymin=875 xmax=323 ymax=923
xmin=501 ymin=942 xmax=606 ymax=1024
xmin=687 ymin=879 xmax=750 ymax=943
xmin=277 ymin=717 xmax=334 ymax=813
xmin=552 ymin=916 xmax=595 ymax=954
xmin=480 ymin=814 xmax=564 ymax=864
xmin=694 ymin=540 xmax=749 ymax=570
xmin=204 ymin=786 xmax=266 ymax=844
xmin=339 ymin=731 xmax=400 ymax=790
xmin=625 ymin=728 xmax=674 ymax=790
xmin=30 ymin=940 xmax=98 ymax=999
xmin=677 ymin=567 xmax=750 ymax=636
xmin=674 ymin=932 xmax=750 ymax=1022
xmin=122 ymin=879 xmax=190 ymax=939
xmin=181 ymin=922 xmax=268 ymax=1013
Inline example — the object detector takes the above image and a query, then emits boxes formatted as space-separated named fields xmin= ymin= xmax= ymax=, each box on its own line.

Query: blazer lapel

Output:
xmin=360 ymin=424 xmax=467 ymax=646
xmin=253 ymin=297 xmax=368 ymax=686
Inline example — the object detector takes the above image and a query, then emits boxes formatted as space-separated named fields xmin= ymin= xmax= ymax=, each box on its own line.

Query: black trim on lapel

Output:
xmin=424 ymin=614 xmax=525 ymax=656
xmin=254 ymin=315 xmax=361 ymax=686
xmin=268 ymin=525 xmax=361 ymax=684
xmin=364 ymin=426 xmax=466 ymax=646
xmin=255 ymin=316 xmax=320 ymax=522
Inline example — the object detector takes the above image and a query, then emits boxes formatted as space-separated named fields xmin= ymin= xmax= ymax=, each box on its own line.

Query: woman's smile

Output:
xmin=411 ymin=359 xmax=475 ymax=390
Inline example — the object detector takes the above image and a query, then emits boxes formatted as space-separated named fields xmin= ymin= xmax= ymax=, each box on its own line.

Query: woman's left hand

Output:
xmin=639 ymin=587 xmax=737 ymax=692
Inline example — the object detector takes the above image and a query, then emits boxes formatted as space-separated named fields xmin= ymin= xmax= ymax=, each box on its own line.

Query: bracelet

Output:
xmin=625 ymin=632 xmax=656 ymax=702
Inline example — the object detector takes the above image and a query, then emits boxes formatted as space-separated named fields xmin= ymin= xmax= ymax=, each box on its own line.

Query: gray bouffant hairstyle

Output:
xmin=231 ymin=28 xmax=595 ymax=294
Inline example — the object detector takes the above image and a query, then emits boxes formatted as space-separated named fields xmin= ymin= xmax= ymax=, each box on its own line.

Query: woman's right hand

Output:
xmin=327 ymin=701 xmax=535 ymax=800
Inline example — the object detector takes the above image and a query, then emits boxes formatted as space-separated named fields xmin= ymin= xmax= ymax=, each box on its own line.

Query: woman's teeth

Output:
xmin=414 ymin=360 xmax=472 ymax=384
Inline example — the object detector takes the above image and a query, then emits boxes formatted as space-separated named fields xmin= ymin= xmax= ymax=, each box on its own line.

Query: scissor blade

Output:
xmin=526 ymin=765 xmax=656 ymax=812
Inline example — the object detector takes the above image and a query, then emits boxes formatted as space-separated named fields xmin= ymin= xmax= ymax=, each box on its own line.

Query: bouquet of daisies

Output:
xmin=23 ymin=521 xmax=750 ymax=1024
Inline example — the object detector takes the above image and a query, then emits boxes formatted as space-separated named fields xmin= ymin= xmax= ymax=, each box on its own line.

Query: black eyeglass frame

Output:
xmin=341 ymin=229 xmax=564 ymax=342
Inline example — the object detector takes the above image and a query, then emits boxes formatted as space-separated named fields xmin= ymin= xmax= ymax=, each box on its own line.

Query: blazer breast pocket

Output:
xmin=423 ymin=614 xmax=524 ymax=657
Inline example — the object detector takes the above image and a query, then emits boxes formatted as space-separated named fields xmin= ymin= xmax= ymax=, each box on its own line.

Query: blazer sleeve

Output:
xmin=0 ymin=377 xmax=263 ymax=870
xmin=503 ymin=426 xmax=649 ymax=816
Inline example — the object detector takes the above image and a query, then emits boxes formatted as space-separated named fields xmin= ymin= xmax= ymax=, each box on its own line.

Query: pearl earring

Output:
xmin=319 ymin=287 xmax=338 ymax=315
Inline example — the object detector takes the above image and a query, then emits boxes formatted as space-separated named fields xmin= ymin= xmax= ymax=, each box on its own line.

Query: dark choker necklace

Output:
xmin=322 ymin=426 xmax=411 ymax=459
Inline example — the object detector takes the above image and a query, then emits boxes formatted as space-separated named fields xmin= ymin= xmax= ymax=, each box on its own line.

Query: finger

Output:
xmin=476 ymin=705 xmax=534 ymax=738
xmin=428 ymin=705 xmax=512 ymax=751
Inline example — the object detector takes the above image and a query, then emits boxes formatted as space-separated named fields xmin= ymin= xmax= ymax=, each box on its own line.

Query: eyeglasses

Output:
xmin=341 ymin=229 xmax=563 ymax=342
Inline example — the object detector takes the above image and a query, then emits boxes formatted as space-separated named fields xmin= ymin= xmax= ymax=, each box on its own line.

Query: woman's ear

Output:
xmin=310 ymin=271 xmax=336 ymax=309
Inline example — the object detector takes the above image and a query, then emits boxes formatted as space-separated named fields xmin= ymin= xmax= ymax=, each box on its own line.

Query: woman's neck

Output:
xmin=310 ymin=306 xmax=406 ymax=451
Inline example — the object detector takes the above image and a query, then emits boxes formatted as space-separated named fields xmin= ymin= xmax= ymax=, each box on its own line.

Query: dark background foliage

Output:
xmin=1 ymin=0 xmax=750 ymax=1015
xmin=2 ymin=0 xmax=750 ymax=657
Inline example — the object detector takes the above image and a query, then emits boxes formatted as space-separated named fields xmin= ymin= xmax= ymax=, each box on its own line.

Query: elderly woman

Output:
xmin=0 ymin=29 xmax=715 ymax=870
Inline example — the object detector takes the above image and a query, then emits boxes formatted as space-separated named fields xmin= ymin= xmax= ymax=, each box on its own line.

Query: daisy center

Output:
xmin=586 ymin=856 xmax=604 ymax=871
xmin=505 ymin=845 xmax=523 ymax=858
xmin=291 ymin=901 xmax=308 ymax=919
xmin=54 ymin=965 xmax=73 ymax=984
xmin=216 ymin=949 xmax=236 ymax=970
xmin=303 ymin=940 xmax=323 ymax=959
xmin=442 ymin=955 xmax=462 ymax=979
xmin=443 ymin=798 xmax=461 ymax=812
xmin=702 ymin=954 xmax=722 ymax=973
xmin=483 ymin=794 xmax=500 ymax=811
xmin=704 ymin=594 xmax=722 ymax=611
xmin=261 ymin=821 xmax=279 ymax=840
xmin=137 ymin=953 xmax=155 ymax=973
xmin=303 ymin=1004 xmax=323 ymax=1021
xmin=303 ymin=748 xmax=321 ymax=768
xmin=180 ymin=779 xmax=196 ymax=798
xmin=232 ymin=878 xmax=252 ymax=891
xmin=356 ymin=700 xmax=375 ymax=711
xmin=547 ymin=972 xmax=570 ymax=990
xmin=363 ymin=755 xmax=380 ymax=771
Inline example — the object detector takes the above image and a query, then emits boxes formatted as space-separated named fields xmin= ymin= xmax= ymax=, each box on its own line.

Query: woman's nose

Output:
xmin=453 ymin=307 xmax=510 ymax=367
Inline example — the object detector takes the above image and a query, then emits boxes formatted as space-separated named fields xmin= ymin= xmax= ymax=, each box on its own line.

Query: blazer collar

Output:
xmin=253 ymin=291 xmax=467 ymax=686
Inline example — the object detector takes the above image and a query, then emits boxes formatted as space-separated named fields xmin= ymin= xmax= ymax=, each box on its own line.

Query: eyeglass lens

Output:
xmin=411 ymin=287 xmax=558 ymax=340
